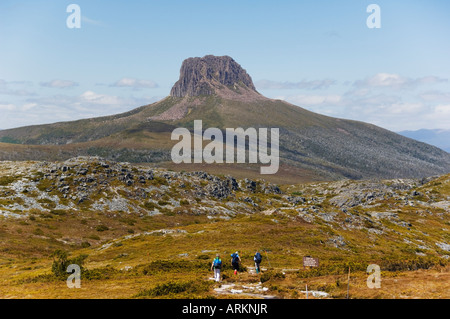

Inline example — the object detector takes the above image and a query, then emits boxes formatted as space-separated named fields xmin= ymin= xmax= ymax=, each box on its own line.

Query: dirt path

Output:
xmin=212 ymin=282 xmax=277 ymax=299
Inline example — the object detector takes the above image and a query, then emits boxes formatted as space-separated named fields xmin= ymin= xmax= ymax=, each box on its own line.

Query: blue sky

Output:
xmin=1 ymin=0 xmax=449 ymax=131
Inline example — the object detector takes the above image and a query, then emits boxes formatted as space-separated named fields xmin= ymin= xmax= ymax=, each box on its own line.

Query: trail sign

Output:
xmin=303 ymin=256 xmax=319 ymax=268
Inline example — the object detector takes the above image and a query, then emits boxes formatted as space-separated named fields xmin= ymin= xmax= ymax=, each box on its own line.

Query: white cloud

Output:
xmin=419 ymin=90 xmax=450 ymax=103
xmin=22 ymin=103 xmax=37 ymax=111
xmin=0 ymin=90 xmax=164 ymax=130
xmin=256 ymin=79 xmax=336 ymax=90
xmin=387 ymin=102 xmax=424 ymax=114
xmin=110 ymin=78 xmax=159 ymax=89
xmin=435 ymin=104 xmax=450 ymax=115
xmin=0 ymin=103 xmax=16 ymax=110
xmin=356 ymin=73 xmax=407 ymax=88
xmin=354 ymin=73 xmax=447 ymax=90
xmin=0 ymin=79 xmax=36 ymax=96
xmin=283 ymin=94 xmax=342 ymax=106
xmin=40 ymin=80 xmax=79 ymax=89
xmin=79 ymin=90 xmax=125 ymax=105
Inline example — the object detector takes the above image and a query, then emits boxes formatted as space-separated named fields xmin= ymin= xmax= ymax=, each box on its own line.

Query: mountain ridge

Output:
xmin=398 ymin=129 xmax=450 ymax=153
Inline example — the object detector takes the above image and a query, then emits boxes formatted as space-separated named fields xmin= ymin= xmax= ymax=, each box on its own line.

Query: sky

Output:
xmin=0 ymin=0 xmax=449 ymax=131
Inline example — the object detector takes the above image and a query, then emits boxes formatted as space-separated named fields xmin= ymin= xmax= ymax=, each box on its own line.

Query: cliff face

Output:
xmin=170 ymin=55 xmax=257 ymax=98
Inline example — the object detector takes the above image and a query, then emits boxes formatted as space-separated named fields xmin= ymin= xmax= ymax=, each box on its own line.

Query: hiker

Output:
xmin=230 ymin=251 xmax=241 ymax=275
xmin=254 ymin=250 xmax=262 ymax=274
xmin=211 ymin=254 xmax=222 ymax=282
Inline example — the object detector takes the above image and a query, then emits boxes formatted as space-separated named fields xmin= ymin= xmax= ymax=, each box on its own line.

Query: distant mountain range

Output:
xmin=398 ymin=129 xmax=450 ymax=153
xmin=0 ymin=55 xmax=449 ymax=182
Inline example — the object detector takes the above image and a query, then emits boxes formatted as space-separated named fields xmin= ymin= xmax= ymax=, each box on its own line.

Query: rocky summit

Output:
xmin=170 ymin=55 xmax=259 ymax=99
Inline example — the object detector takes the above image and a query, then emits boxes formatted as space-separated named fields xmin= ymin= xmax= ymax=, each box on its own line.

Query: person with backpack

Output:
xmin=211 ymin=254 xmax=222 ymax=282
xmin=254 ymin=250 xmax=262 ymax=274
xmin=230 ymin=251 xmax=241 ymax=275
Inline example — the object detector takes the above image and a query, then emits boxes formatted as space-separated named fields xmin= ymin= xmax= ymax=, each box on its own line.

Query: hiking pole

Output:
xmin=264 ymin=250 xmax=271 ymax=268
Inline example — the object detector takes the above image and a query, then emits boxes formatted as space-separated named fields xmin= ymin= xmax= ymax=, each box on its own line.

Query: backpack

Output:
xmin=213 ymin=258 xmax=222 ymax=269
xmin=254 ymin=252 xmax=262 ymax=264
xmin=231 ymin=253 xmax=239 ymax=264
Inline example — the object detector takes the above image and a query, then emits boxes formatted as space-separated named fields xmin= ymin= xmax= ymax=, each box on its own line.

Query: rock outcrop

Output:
xmin=170 ymin=55 xmax=260 ymax=99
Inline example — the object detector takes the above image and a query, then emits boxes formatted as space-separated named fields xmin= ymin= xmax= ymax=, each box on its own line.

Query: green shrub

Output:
xmin=0 ymin=175 xmax=17 ymax=186
xmin=135 ymin=280 xmax=212 ymax=297
xmin=260 ymin=271 xmax=285 ymax=283
xmin=33 ymin=228 xmax=44 ymax=236
xmin=380 ymin=257 xmax=448 ymax=272
xmin=81 ymin=241 xmax=91 ymax=248
xmin=142 ymin=259 xmax=208 ymax=275
xmin=84 ymin=267 xmax=119 ymax=280
xmin=180 ymin=199 xmax=190 ymax=206
xmin=51 ymin=250 xmax=88 ymax=279
xmin=50 ymin=210 xmax=67 ymax=216
xmin=157 ymin=200 xmax=169 ymax=206
xmin=151 ymin=176 xmax=168 ymax=186
xmin=119 ymin=217 xmax=136 ymax=226
xmin=96 ymin=225 xmax=109 ymax=232
xmin=143 ymin=201 xmax=158 ymax=210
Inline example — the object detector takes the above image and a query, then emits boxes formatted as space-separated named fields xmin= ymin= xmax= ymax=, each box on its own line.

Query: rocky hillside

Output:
xmin=1 ymin=157 xmax=449 ymax=257
xmin=0 ymin=157 xmax=449 ymax=299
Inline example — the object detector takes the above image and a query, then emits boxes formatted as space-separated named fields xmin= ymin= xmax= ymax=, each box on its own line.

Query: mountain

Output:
xmin=0 ymin=55 xmax=449 ymax=181
xmin=398 ymin=129 xmax=450 ymax=153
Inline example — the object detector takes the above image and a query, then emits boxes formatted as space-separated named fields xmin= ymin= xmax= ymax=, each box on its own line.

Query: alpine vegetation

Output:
xmin=171 ymin=120 xmax=279 ymax=174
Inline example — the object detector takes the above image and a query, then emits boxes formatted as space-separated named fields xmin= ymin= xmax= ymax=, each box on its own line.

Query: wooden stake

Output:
xmin=346 ymin=266 xmax=351 ymax=299
xmin=264 ymin=250 xmax=272 ymax=268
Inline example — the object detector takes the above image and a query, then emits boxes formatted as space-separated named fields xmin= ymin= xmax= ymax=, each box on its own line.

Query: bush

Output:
xmin=96 ymin=225 xmax=109 ymax=232
xmin=380 ymin=257 xmax=448 ymax=272
xmin=0 ymin=175 xmax=17 ymax=186
xmin=88 ymin=234 xmax=100 ymax=240
xmin=297 ymin=261 xmax=367 ymax=278
xmin=180 ymin=199 xmax=190 ymax=206
xmin=84 ymin=267 xmax=119 ymax=280
xmin=51 ymin=250 xmax=88 ymax=279
xmin=151 ymin=176 xmax=168 ymax=186
xmin=50 ymin=210 xmax=67 ymax=216
xmin=33 ymin=228 xmax=44 ymax=236
xmin=143 ymin=201 xmax=158 ymax=210
xmin=135 ymin=280 xmax=212 ymax=297
xmin=81 ymin=241 xmax=91 ymax=248
xmin=260 ymin=271 xmax=285 ymax=283
xmin=142 ymin=259 xmax=208 ymax=275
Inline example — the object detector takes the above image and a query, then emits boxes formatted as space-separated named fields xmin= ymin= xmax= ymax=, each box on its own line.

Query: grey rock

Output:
xmin=286 ymin=196 xmax=306 ymax=205
xmin=170 ymin=55 xmax=256 ymax=98
xmin=436 ymin=242 xmax=450 ymax=252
